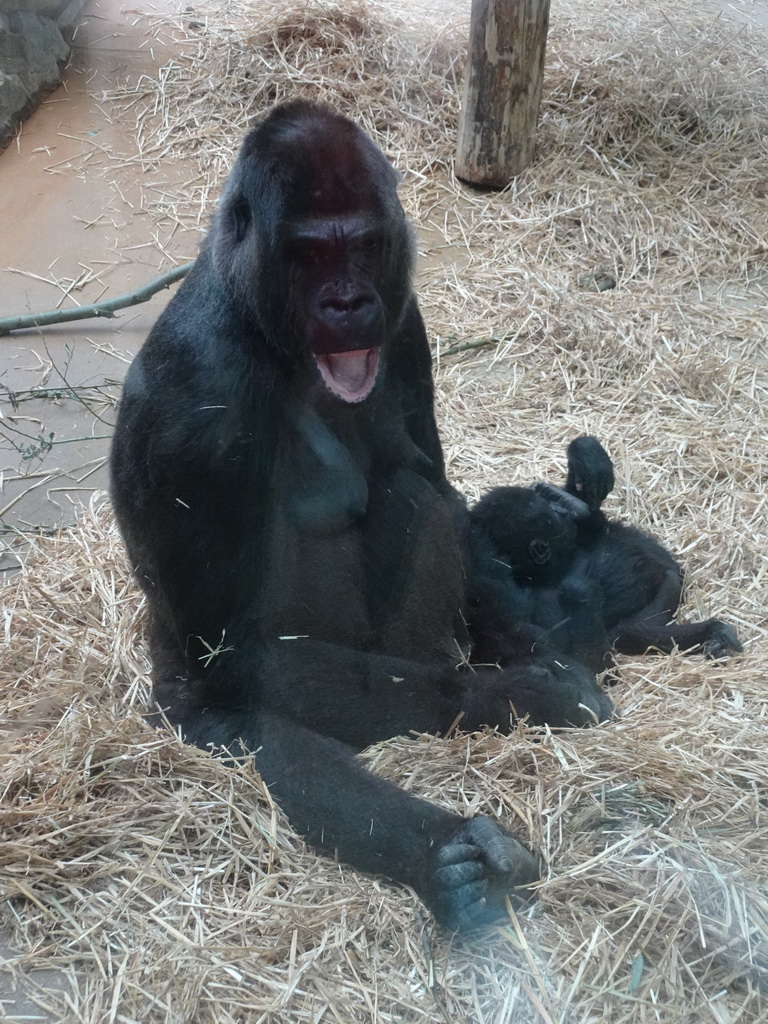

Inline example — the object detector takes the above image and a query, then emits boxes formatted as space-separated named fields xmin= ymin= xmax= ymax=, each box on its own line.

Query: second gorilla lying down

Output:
xmin=470 ymin=436 xmax=742 ymax=674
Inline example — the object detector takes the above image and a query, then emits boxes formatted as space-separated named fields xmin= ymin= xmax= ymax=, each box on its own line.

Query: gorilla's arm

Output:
xmin=387 ymin=298 xmax=447 ymax=481
xmin=154 ymin=690 xmax=538 ymax=929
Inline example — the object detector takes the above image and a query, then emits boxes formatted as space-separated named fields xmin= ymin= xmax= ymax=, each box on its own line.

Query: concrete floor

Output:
xmin=0 ymin=0 xmax=197 ymax=570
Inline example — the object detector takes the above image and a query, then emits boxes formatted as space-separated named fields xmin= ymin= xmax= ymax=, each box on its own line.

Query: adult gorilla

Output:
xmin=111 ymin=100 xmax=611 ymax=931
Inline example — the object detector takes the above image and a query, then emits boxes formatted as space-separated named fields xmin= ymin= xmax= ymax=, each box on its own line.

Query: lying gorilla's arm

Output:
xmin=564 ymin=435 xmax=615 ymax=512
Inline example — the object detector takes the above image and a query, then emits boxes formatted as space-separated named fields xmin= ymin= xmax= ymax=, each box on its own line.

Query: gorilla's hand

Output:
xmin=464 ymin=657 xmax=614 ymax=731
xmin=422 ymin=817 xmax=539 ymax=931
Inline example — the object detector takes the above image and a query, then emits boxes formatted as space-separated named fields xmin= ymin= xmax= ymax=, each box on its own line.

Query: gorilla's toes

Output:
xmin=575 ymin=683 xmax=615 ymax=726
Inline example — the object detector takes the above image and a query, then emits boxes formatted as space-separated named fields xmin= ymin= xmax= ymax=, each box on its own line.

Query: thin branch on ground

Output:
xmin=0 ymin=262 xmax=194 ymax=335
xmin=438 ymin=335 xmax=505 ymax=357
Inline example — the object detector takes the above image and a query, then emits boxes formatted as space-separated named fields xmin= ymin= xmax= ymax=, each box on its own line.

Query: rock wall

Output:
xmin=0 ymin=0 xmax=88 ymax=149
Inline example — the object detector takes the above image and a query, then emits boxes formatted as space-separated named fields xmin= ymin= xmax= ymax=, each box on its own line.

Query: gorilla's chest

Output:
xmin=257 ymin=409 xmax=466 ymax=659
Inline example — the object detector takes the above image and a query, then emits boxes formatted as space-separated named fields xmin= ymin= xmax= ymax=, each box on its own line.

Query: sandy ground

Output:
xmin=0 ymin=0 xmax=199 ymax=561
xmin=2 ymin=0 xmax=765 ymax=562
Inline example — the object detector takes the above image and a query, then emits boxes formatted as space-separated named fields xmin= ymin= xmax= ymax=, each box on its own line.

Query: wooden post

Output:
xmin=456 ymin=0 xmax=551 ymax=188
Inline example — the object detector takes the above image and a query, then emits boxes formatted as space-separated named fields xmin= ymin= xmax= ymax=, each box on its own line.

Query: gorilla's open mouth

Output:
xmin=314 ymin=348 xmax=380 ymax=403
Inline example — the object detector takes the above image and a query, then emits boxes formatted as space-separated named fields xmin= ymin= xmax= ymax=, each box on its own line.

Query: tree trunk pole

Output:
xmin=456 ymin=0 xmax=551 ymax=188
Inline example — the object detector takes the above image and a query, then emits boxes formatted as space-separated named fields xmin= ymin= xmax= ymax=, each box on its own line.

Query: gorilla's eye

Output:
xmin=292 ymin=241 xmax=325 ymax=266
xmin=360 ymin=236 xmax=381 ymax=256
xmin=232 ymin=197 xmax=252 ymax=243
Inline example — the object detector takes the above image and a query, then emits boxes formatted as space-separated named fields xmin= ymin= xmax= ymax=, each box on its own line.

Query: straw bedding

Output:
xmin=2 ymin=0 xmax=767 ymax=1020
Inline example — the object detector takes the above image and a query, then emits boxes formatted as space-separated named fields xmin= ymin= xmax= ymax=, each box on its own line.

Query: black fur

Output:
xmin=470 ymin=436 xmax=742 ymax=672
xmin=111 ymin=101 xmax=612 ymax=931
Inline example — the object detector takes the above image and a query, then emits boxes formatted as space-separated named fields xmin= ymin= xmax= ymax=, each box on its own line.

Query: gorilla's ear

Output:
xmin=232 ymin=196 xmax=252 ymax=243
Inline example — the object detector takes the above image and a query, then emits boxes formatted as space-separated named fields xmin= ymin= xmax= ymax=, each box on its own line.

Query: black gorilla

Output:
xmin=470 ymin=436 xmax=742 ymax=672
xmin=111 ymin=100 xmax=613 ymax=931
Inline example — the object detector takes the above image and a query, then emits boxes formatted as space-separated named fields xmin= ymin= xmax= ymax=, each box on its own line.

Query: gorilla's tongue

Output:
xmin=316 ymin=348 xmax=379 ymax=403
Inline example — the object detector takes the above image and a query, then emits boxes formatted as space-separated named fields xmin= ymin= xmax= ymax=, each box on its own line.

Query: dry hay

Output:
xmin=3 ymin=502 xmax=767 ymax=1023
xmin=2 ymin=0 xmax=768 ymax=1020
